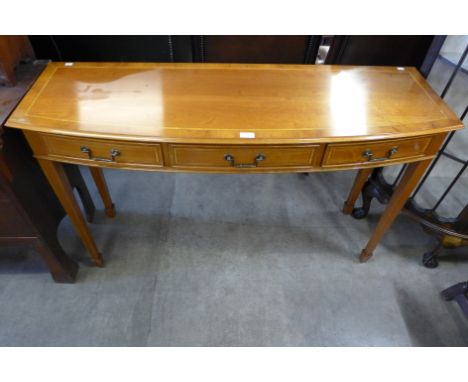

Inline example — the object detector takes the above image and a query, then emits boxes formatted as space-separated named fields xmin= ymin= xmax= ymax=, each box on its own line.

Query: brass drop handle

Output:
xmin=224 ymin=153 xmax=265 ymax=168
xmin=80 ymin=146 xmax=121 ymax=162
xmin=363 ymin=146 xmax=398 ymax=162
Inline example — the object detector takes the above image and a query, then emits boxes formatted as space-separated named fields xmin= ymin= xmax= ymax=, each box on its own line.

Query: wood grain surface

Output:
xmin=6 ymin=62 xmax=463 ymax=144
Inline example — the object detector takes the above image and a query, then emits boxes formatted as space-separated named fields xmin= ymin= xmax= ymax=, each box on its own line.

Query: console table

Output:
xmin=5 ymin=62 xmax=463 ymax=267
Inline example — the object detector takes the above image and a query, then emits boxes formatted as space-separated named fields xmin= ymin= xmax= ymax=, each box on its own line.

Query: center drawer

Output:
xmin=168 ymin=144 xmax=321 ymax=170
xmin=41 ymin=134 xmax=163 ymax=168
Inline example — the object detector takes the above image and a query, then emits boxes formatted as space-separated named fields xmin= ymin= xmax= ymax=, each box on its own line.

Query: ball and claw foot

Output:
xmin=422 ymin=252 xmax=439 ymax=268
xmin=359 ymin=249 xmax=373 ymax=263
xmin=104 ymin=203 xmax=116 ymax=218
xmin=352 ymin=207 xmax=368 ymax=219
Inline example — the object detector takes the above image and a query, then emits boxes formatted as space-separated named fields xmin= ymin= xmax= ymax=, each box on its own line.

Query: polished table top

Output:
xmin=6 ymin=62 xmax=463 ymax=143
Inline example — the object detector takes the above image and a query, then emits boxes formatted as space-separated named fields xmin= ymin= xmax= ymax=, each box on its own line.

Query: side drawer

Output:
xmin=322 ymin=136 xmax=434 ymax=168
xmin=41 ymin=134 xmax=164 ymax=168
xmin=168 ymin=144 xmax=321 ymax=171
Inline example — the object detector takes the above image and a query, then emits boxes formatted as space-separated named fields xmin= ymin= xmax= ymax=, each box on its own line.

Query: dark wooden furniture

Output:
xmin=192 ymin=36 xmax=320 ymax=64
xmin=0 ymin=36 xmax=35 ymax=86
xmin=325 ymin=36 xmax=435 ymax=69
xmin=29 ymin=35 xmax=435 ymax=69
xmin=5 ymin=62 xmax=463 ymax=268
xmin=1 ymin=128 xmax=111 ymax=283
xmin=0 ymin=128 xmax=78 ymax=282
xmin=0 ymin=62 xmax=98 ymax=283
xmin=28 ymin=35 xmax=320 ymax=64
xmin=28 ymin=36 xmax=192 ymax=62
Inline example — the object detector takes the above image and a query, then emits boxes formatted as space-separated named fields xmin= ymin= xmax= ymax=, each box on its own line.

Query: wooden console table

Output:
xmin=5 ymin=62 xmax=463 ymax=267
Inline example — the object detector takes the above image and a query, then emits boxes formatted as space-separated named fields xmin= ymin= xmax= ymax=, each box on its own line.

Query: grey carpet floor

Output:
xmin=0 ymin=169 xmax=467 ymax=346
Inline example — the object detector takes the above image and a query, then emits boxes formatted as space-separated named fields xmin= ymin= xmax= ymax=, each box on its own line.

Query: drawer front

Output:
xmin=322 ymin=136 xmax=434 ymax=168
xmin=168 ymin=144 xmax=321 ymax=170
xmin=42 ymin=135 xmax=163 ymax=167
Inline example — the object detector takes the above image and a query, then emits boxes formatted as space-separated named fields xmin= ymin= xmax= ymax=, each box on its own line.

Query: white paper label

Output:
xmin=64 ymin=62 xmax=74 ymax=67
xmin=240 ymin=132 xmax=255 ymax=138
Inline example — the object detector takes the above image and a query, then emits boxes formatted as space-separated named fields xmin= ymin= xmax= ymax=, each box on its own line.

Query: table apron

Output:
xmin=24 ymin=131 xmax=444 ymax=173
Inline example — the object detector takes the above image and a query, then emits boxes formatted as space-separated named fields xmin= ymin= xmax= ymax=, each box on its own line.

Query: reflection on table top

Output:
xmin=6 ymin=62 xmax=463 ymax=144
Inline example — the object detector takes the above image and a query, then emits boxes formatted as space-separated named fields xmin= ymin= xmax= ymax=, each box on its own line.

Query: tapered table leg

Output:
xmin=360 ymin=159 xmax=431 ymax=262
xmin=37 ymin=159 xmax=104 ymax=266
xmin=89 ymin=167 xmax=116 ymax=218
xmin=343 ymin=168 xmax=373 ymax=215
